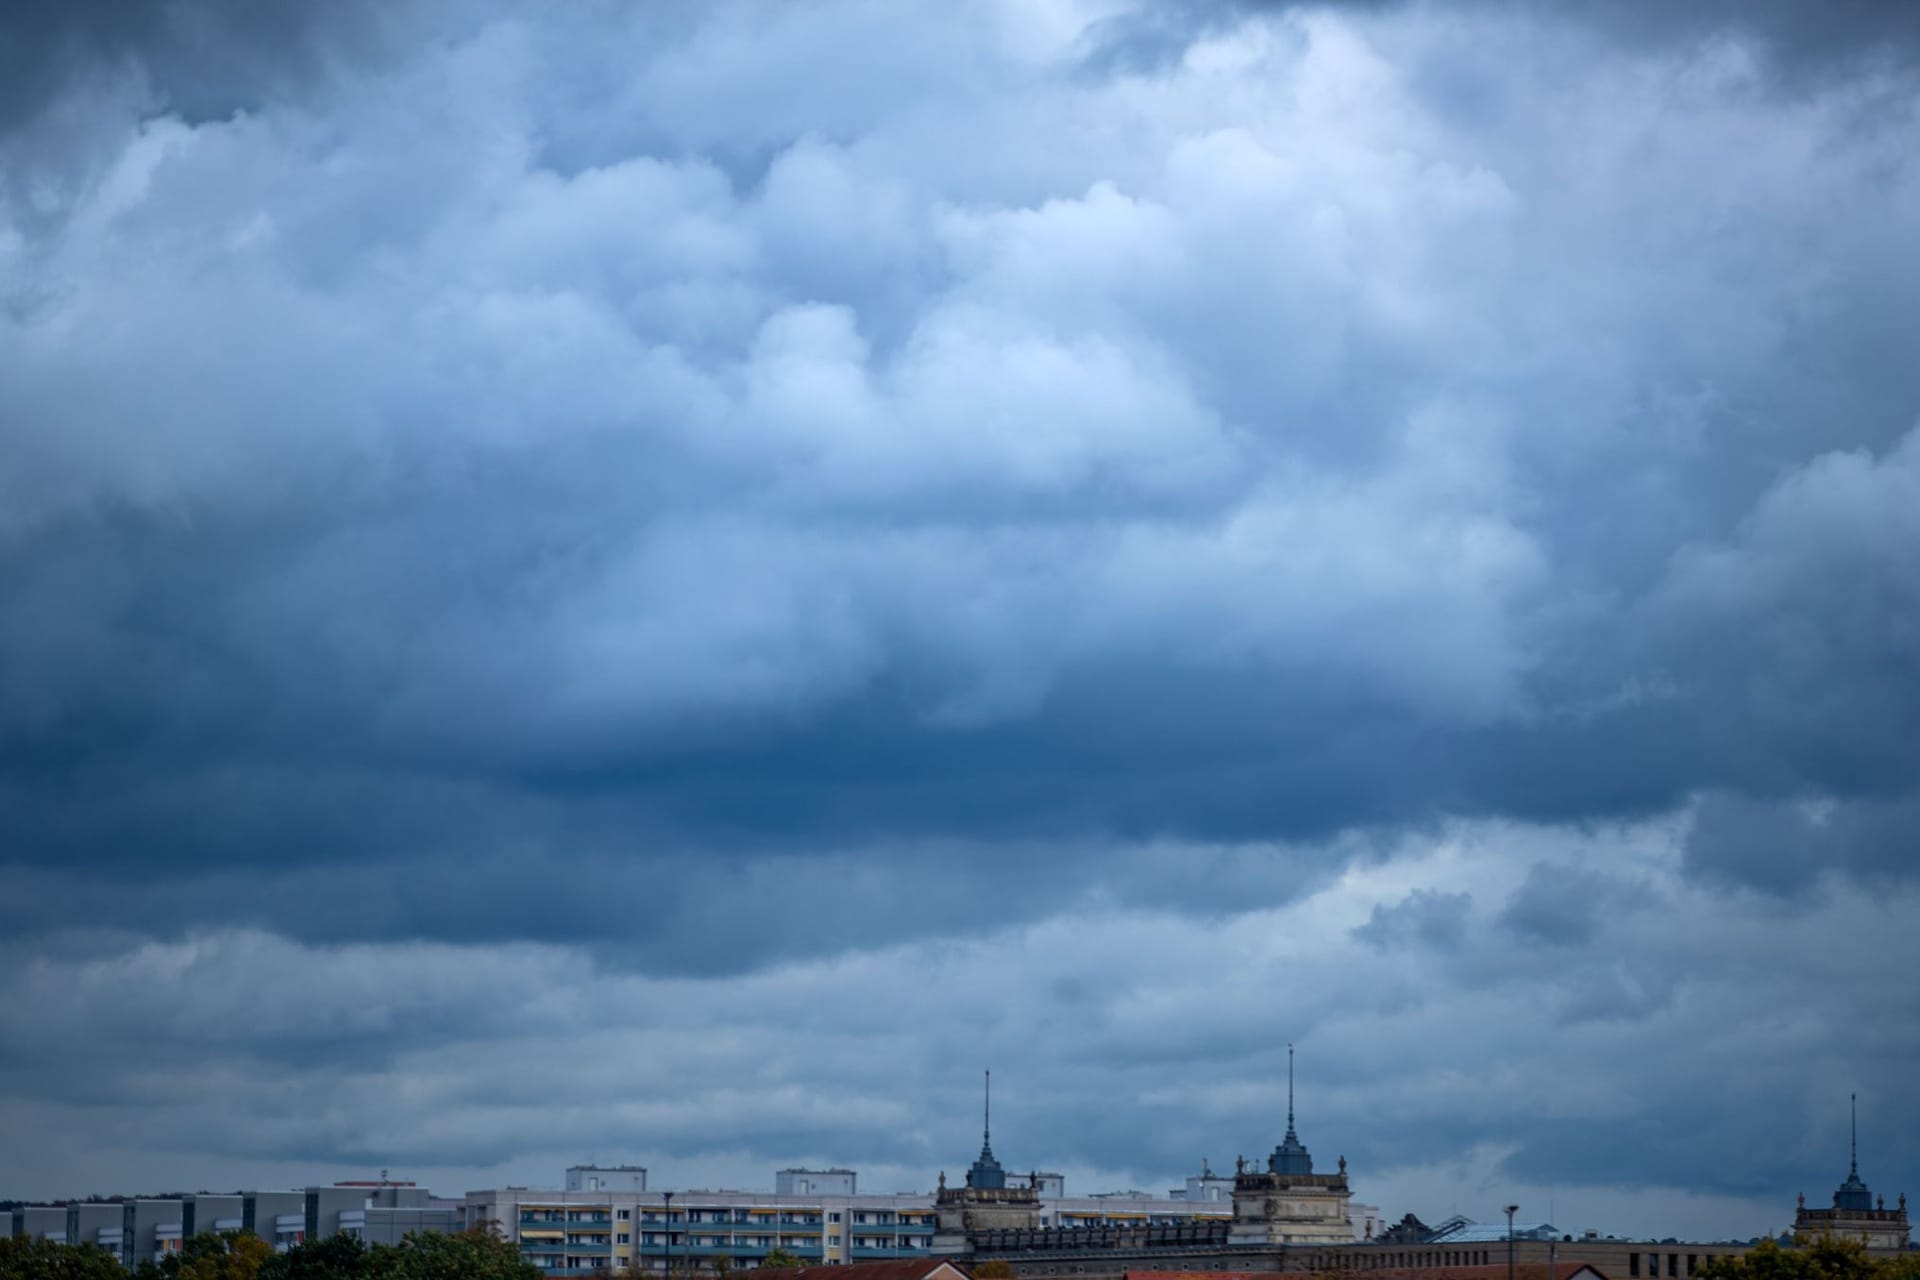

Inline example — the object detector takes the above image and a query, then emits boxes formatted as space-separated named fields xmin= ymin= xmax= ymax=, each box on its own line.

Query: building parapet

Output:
xmin=975 ymin=1221 xmax=1231 ymax=1254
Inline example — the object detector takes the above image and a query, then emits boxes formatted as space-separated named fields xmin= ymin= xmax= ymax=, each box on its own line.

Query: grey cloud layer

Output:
xmin=3 ymin=822 xmax=1914 ymax=1231
xmin=1 ymin=0 xmax=1916 ymax=1218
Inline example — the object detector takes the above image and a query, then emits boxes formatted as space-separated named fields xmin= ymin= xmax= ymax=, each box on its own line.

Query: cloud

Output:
xmin=1353 ymin=888 xmax=1472 ymax=951
xmin=3 ymin=820 xmax=1915 ymax=1236
xmin=0 ymin=0 xmax=1916 ymax=1227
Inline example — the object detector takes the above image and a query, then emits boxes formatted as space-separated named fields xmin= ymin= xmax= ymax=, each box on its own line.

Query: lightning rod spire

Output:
xmin=1288 ymin=1042 xmax=1296 ymax=1132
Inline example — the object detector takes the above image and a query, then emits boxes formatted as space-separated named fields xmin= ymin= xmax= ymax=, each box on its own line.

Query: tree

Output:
xmin=254 ymin=1227 xmax=536 ymax=1280
xmin=157 ymin=1232 xmax=273 ymax=1280
xmin=973 ymin=1261 xmax=1017 ymax=1279
xmin=257 ymin=1234 xmax=373 ymax=1280
xmin=0 ymin=1237 xmax=128 ymax=1280
xmin=759 ymin=1250 xmax=803 ymax=1270
xmin=1697 ymin=1237 xmax=1901 ymax=1280
xmin=383 ymin=1228 xmax=541 ymax=1280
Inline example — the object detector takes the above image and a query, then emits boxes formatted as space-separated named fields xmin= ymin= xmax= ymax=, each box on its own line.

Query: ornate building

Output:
xmin=932 ymin=1072 xmax=1042 ymax=1254
xmin=1226 ymin=1046 xmax=1355 ymax=1247
xmin=1793 ymin=1095 xmax=1910 ymax=1251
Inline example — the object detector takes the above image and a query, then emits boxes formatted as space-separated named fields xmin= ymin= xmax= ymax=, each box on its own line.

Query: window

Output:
xmin=1631 ymin=1254 xmax=1641 ymax=1277
xmin=618 ymin=1234 xmax=630 ymax=1245
xmin=619 ymin=1211 xmax=630 ymax=1222
xmin=829 ymin=1215 xmax=840 ymax=1224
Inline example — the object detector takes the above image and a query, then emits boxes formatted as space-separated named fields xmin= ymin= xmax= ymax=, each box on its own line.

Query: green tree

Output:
xmin=0 ymin=1237 xmax=135 ymax=1280
xmin=257 ymin=1234 xmax=373 ymax=1280
xmin=1697 ymin=1237 xmax=1895 ymax=1280
xmin=158 ymin=1232 xmax=273 ymax=1280
xmin=255 ymin=1227 xmax=538 ymax=1280
xmin=973 ymin=1261 xmax=1017 ymax=1279
xmin=387 ymin=1228 xmax=541 ymax=1280
xmin=759 ymin=1249 xmax=803 ymax=1270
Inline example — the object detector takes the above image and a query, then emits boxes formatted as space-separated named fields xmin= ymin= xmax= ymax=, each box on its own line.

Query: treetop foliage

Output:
xmin=2 ymin=1229 xmax=540 ymax=1280
xmin=1696 ymin=1238 xmax=1920 ymax=1280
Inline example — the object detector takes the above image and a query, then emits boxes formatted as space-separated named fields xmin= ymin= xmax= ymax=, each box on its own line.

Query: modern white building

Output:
xmin=467 ymin=1165 xmax=1366 ymax=1277
xmin=6 ymin=1184 xmax=461 ymax=1265
xmin=466 ymin=1170 xmax=941 ymax=1276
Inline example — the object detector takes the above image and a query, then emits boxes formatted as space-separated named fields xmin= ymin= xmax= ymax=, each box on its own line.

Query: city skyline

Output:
xmin=4 ymin=1068 xmax=1904 ymax=1244
xmin=2 ymin=0 xmax=1916 ymax=1257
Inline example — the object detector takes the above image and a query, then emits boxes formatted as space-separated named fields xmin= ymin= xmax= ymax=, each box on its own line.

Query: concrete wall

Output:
xmin=64 ymin=1205 xmax=121 ymax=1251
xmin=14 ymin=1206 xmax=70 ymax=1242
xmin=572 ymin=1167 xmax=650 ymax=1193
xmin=121 ymin=1200 xmax=184 ymax=1266
xmin=244 ymin=1192 xmax=307 ymax=1250
xmin=778 ymin=1170 xmax=857 ymax=1197
xmin=182 ymin=1194 xmax=247 ymax=1238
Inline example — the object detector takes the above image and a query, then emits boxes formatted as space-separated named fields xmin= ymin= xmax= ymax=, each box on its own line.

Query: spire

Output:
xmin=1268 ymin=1041 xmax=1314 ymax=1176
xmin=967 ymin=1068 xmax=1007 ymax=1190
xmin=1287 ymin=1043 xmax=1296 ymax=1137
xmin=1834 ymin=1092 xmax=1872 ymax=1212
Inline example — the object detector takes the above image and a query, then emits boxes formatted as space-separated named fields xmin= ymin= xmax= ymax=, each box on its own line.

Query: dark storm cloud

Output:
xmin=1353 ymin=889 xmax=1470 ymax=951
xmin=1499 ymin=864 xmax=1637 ymax=947
xmin=1564 ymin=0 xmax=1920 ymax=77
xmin=0 ymin=0 xmax=426 ymax=128
xmin=0 ymin=0 xmax=1916 ymax=948
xmin=1084 ymin=0 xmax=1920 ymax=82
xmin=2 ymin=0 xmax=1918 ymax=1224
xmin=1683 ymin=792 xmax=1920 ymax=895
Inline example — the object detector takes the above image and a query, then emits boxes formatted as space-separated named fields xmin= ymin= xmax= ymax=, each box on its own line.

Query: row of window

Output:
xmin=522 ymin=1209 xmax=930 ymax=1227
xmin=1630 ymin=1252 xmax=1721 ymax=1277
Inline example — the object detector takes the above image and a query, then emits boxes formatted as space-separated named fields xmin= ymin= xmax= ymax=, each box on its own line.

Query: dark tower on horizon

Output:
xmin=967 ymin=1068 xmax=1008 ymax=1190
xmin=1793 ymin=1092 xmax=1909 ymax=1250
xmin=1833 ymin=1093 xmax=1873 ymax=1212
xmin=1269 ymin=1043 xmax=1314 ymax=1176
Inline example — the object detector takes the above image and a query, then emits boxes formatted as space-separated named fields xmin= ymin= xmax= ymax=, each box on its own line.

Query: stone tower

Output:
xmin=1794 ymin=1094 xmax=1910 ymax=1250
xmin=1227 ymin=1045 xmax=1356 ymax=1247
xmin=932 ymin=1070 xmax=1041 ymax=1255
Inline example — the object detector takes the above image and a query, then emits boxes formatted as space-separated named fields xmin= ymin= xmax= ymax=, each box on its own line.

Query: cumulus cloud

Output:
xmin=0 ymin=0 xmax=1916 ymax=1234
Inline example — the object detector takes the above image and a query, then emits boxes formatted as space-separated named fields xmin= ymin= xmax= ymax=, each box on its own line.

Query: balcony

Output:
xmin=635 ymin=1243 xmax=823 ymax=1259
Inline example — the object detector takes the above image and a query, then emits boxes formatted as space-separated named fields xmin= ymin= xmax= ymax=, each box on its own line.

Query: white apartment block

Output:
xmin=467 ymin=1166 xmax=1380 ymax=1277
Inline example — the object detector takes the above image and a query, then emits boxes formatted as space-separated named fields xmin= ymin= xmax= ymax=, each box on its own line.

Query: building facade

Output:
xmin=467 ymin=1175 xmax=942 ymax=1275
xmin=1792 ymin=1097 xmax=1910 ymax=1251
xmin=8 ymin=1184 xmax=460 ymax=1266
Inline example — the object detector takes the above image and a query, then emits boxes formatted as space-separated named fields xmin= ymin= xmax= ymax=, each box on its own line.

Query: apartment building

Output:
xmin=468 ymin=1168 xmax=941 ymax=1276
xmin=7 ymin=1184 xmax=462 ymax=1265
xmin=467 ymin=1166 xmax=1344 ymax=1278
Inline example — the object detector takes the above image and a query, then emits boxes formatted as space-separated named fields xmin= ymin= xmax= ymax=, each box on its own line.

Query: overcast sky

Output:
xmin=3 ymin=0 xmax=1918 ymax=1243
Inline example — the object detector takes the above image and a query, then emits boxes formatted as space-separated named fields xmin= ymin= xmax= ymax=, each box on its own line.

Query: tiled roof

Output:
xmin=784 ymin=1261 xmax=970 ymax=1280
xmin=1129 ymin=1268 xmax=1607 ymax=1280
xmin=1315 ymin=1266 xmax=1610 ymax=1280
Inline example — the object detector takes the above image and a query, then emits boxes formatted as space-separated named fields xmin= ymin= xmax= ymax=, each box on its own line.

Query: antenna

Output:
xmin=1288 ymin=1043 xmax=1296 ymax=1131
xmin=985 ymin=1069 xmax=992 ymax=1147
xmin=1851 ymin=1093 xmax=1858 ymax=1175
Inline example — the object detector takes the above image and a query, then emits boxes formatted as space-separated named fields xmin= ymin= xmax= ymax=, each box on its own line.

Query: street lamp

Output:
xmin=1506 ymin=1205 xmax=1520 ymax=1280
xmin=663 ymin=1192 xmax=674 ymax=1280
